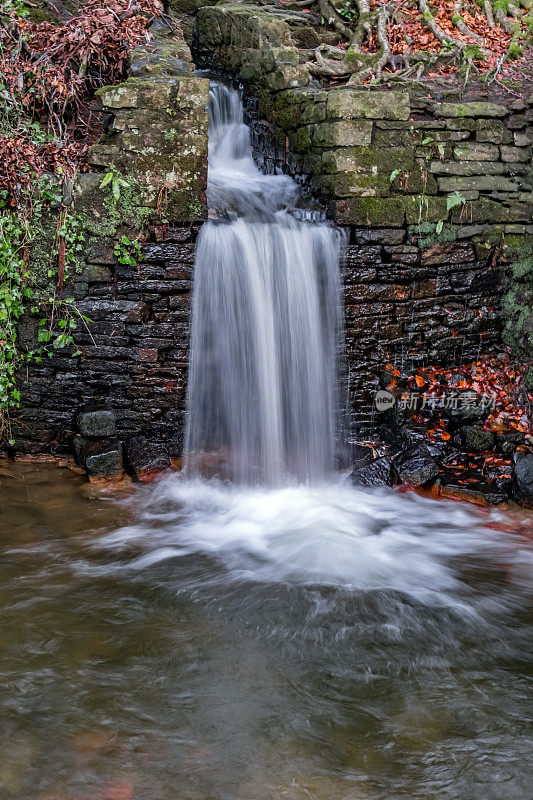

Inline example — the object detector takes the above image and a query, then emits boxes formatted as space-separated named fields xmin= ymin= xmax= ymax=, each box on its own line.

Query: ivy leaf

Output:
xmin=446 ymin=192 xmax=466 ymax=213
xmin=99 ymin=172 xmax=114 ymax=189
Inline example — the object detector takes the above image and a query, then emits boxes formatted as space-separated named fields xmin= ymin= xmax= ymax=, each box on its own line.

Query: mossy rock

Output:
xmin=326 ymin=89 xmax=410 ymax=121
xmin=333 ymin=197 xmax=408 ymax=226
xmin=435 ymin=101 xmax=509 ymax=118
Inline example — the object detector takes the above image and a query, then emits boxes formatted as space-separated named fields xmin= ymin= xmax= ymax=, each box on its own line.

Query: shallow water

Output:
xmin=1 ymin=462 xmax=532 ymax=800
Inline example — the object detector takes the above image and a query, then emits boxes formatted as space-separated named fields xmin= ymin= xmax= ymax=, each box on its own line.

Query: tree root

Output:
xmin=417 ymin=0 xmax=464 ymax=52
xmin=316 ymin=0 xmax=352 ymax=40
xmin=495 ymin=8 xmax=518 ymax=32
xmin=452 ymin=1 xmax=488 ymax=49
xmin=295 ymin=0 xmax=526 ymax=86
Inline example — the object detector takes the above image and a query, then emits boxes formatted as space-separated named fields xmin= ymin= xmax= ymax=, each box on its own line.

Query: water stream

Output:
xmin=0 ymin=83 xmax=532 ymax=799
xmin=185 ymin=83 xmax=345 ymax=484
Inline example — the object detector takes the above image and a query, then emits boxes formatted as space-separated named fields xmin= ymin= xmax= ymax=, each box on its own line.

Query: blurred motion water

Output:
xmin=185 ymin=83 xmax=345 ymax=483
xmin=0 ymin=463 xmax=532 ymax=800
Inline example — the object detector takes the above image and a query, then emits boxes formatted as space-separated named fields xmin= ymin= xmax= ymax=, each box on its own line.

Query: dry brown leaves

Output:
xmin=371 ymin=0 xmax=528 ymax=74
xmin=1 ymin=0 xmax=163 ymax=205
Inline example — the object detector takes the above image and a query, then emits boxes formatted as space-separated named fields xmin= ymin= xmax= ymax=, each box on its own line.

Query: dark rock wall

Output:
xmin=342 ymin=235 xmax=505 ymax=433
xmin=10 ymin=3 xmax=527 ymax=460
xmin=13 ymin=229 xmax=195 ymax=458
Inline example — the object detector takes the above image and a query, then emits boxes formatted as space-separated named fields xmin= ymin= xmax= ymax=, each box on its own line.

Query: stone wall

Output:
xmin=196 ymin=3 xmax=531 ymax=433
xmin=8 ymin=4 xmax=531 ymax=471
xmin=10 ymin=16 xmax=208 ymax=476
xmin=342 ymin=235 xmax=506 ymax=432
xmin=196 ymin=4 xmax=531 ymax=235
xmin=13 ymin=228 xmax=195 ymax=475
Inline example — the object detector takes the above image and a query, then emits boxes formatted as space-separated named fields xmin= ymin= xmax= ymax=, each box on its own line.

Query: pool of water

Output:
xmin=1 ymin=461 xmax=532 ymax=800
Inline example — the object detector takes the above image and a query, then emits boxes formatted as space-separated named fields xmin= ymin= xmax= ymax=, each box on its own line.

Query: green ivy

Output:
xmin=114 ymin=235 xmax=143 ymax=268
xmin=0 ymin=180 xmax=88 ymax=446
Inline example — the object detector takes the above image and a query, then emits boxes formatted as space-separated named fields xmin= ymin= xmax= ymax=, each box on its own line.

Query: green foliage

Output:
xmin=446 ymin=191 xmax=467 ymax=213
xmin=464 ymin=45 xmax=485 ymax=62
xmin=114 ymin=235 xmax=143 ymax=267
xmin=0 ymin=207 xmax=30 ymax=440
xmin=2 ymin=0 xmax=29 ymax=18
xmin=99 ymin=171 xmax=130 ymax=203
xmin=508 ymin=41 xmax=524 ymax=59
xmin=335 ymin=2 xmax=357 ymax=21
xmin=0 ymin=179 xmax=87 ymax=445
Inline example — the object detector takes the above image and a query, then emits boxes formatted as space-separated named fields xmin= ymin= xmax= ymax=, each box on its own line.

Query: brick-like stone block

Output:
xmin=78 ymin=409 xmax=116 ymax=438
xmin=326 ymin=89 xmax=410 ymax=121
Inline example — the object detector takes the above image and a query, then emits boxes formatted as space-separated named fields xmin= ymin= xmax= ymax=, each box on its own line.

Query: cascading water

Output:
xmin=2 ymin=83 xmax=531 ymax=800
xmin=185 ymin=82 xmax=346 ymax=484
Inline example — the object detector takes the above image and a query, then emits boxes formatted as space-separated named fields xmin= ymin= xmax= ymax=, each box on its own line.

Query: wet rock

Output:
xmin=496 ymin=430 xmax=525 ymax=455
xmin=461 ymin=426 xmax=494 ymax=453
xmin=350 ymin=455 xmax=395 ymax=487
xmin=512 ymin=452 xmax=533 ymax=502
xmin=437 ymin=477 xmax=507 ymax=507
xmin=399 ymin=423 xmax=453 ymax=460
xmin=84 ymin=440 xmax=124 ymax=480
xmin=440 ymin=395 xmax=488 ymax=425
xmin=125 ymin=436 xmax=171 ymax=482
xmin=394 ymin=444 xmax=439 ymax=487
xmin=78 ymin=408 xmax=116 ymax=438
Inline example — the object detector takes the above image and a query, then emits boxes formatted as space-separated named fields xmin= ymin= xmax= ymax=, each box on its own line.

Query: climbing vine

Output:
xmin=0 ymin=178 xmax=90 ymax=445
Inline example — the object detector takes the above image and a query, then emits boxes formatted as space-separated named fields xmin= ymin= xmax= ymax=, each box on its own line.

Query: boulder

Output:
xmin=125 ymin=436 xmax=171 ymax=482
xmin=512 ymin=452 xmax=533 ymax=502
xmin=437 ymin=478 xmax=507 ymax=507
xmin=350 ymin=456 xmax=395 ymax=487
xmin=394 ymin=444 xmax=439 ymax=487
xmin=496 ymin=430 xmax=525 ymax=455
xmin=73 ymin=437 xmax=124 ymax=481
xmin=461 ymin=426 xmax=494 ymax=453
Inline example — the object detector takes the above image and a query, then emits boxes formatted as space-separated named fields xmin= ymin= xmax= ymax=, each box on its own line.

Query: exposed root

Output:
xmin=452 ymin=1 xmax=488 ymax=48
xmin=418 ymin=0 xmax=465 ymax=52
xmin=495 ymin=8 xmax=518 ymax=32
xmin=316 ymin=0 xmax=352 ymax=40
xmin=349 ymin=0 xmax=374 ymax=50
xmin=484 ymin=0 xmax=495 ymax=27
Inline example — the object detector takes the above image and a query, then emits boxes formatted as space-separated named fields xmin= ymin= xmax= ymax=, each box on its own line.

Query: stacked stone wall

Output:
xmin=8 ymin=4 xmax=531 ymax=468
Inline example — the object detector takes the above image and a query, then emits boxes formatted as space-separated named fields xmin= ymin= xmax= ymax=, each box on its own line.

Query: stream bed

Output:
xmin=1 ymin=461 xmax=532 ymax=800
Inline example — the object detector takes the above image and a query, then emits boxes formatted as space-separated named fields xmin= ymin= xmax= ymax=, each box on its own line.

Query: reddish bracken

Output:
xmin=0 ymin=0 xmax=163 ymax=205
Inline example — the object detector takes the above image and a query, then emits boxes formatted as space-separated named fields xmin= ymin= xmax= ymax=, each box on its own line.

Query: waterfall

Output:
xmin=185 ymin=82 xmax=346 ymax=484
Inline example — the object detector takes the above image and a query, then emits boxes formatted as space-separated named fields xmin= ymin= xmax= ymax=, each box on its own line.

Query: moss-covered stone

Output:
xmin=333 ymin=197 xmax=408 ymax=226
xmin=437 ymin=175 xmax=521 ymax=193
xmin=405 ymin=196 xmax=449 ymax=225
xmin=312 ymin=121 xmax=373 ymax=147
xmin=326 ymin=89 xmax=410 ymax=121
xmin=476 ymin=118 xmax=513 ymax=144
xmin=435 ymin=102 xmax=509 ymax=118
xmin=453 ymin=143 xmax=500 ymax=161
xmin=317 ymin=171 xmax=392 ymax=198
